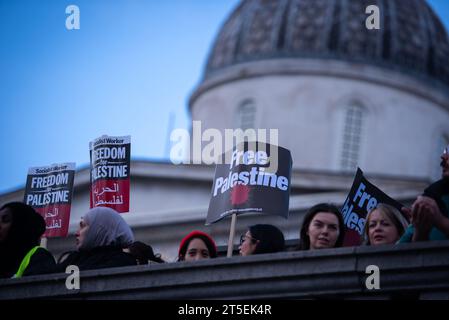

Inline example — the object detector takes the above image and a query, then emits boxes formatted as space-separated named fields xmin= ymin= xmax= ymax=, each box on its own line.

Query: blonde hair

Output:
xmin=363 ymin=203 xmax=409 ymax=245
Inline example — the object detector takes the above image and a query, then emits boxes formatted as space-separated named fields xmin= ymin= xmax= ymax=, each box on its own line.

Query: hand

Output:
xmin=411 ymin=196 xmax=443 ymax=241
xmin=401 ymin=207 xmax=412 ymax=221
xmin=412 ymin=196 xmax=443 ymax=224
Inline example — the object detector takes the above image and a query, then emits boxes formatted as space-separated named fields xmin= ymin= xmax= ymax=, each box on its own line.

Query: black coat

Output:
xmin=0 ymin=202 xmax=55 ymax=278
xmin=424 ymin=178 xmax=449 ymax=216
xmin=0 ymin=246 xmax=56 ymax=278
xmin=23 ymin=247 xmax=57 ymax=276
xmin=57 ymin=245 xmax=137 ymax=272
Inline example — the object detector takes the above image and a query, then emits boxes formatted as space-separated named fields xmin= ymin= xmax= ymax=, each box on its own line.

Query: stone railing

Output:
xmin=1 ymin=240 xmax=448 ymax=300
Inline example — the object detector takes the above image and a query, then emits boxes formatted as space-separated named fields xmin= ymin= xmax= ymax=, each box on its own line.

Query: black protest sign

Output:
xmin=341 ymin=168 xmax=405 ymax=246
xmin=24 ymin=163 xmax=76 ymax=238
xmin=206 ymin=142 xmax=292 ymax=225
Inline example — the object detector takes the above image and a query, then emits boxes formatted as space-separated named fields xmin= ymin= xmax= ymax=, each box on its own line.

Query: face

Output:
xmin=75 ymin=218 xmax=89 ymax=250
xmin=441 ymin=146 xmax=449 ymax=178
xmin=239 ymin=231 xmax=258 ymax=256
xmin=0 ymin=208 xmax=13 ymax=243
xmin=184 ymin=238 xmax=211 ymax=261
xmin=367 ymin=209 xmax=399 ymax=245
xmin=307 ymin=212 xmax=340 ymax=250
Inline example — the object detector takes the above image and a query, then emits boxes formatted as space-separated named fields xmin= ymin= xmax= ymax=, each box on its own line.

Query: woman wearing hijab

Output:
xmin=0 ymin=202 xmax=56 ymax=278
xmin=57 ymin=207 xmax=136 ymax=271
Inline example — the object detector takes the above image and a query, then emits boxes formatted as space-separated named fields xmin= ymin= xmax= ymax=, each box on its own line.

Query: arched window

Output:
xmin=235 ymin=99 xmax=256 ymax=130
xmin=340 ymin=103 xmax=364 ymax=171
xmin=431 ymin=135 xmax=449 ymax=180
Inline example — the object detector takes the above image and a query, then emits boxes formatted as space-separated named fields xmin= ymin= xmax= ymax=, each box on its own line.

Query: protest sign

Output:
xmin=206 ymin=142 xmax=292 ymax=225
xmin=90 ymin=135 xmax=131 ymax=213
xmin=341 ymin=168 xmax=405 ymax=246
xmin=24 ymin=163 xmax=75 ymax=237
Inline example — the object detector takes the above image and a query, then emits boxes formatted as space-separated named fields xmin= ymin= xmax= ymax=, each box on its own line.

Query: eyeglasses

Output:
xmin=240 ymin=234 xmax=257 ymax=245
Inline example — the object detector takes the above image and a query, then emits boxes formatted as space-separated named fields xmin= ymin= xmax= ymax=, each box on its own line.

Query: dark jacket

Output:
xmin=57 ymin=245 xmax=137 ymax=272
xmin=1 ymin=246 xmax=56 ymax=278
xmin=423 ymin=178 xmax=449 ymax=217
xmin=0 ymin=202 xmax=55 ymax=278
xmin=399 ymin=178 xmax=449 ymax=243
xmin=22 ymin=247 xmax=57 ymax=277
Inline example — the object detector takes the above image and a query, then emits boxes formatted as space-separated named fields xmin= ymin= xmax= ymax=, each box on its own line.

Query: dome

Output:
xmin=204 ymin=0 xmax=449 ymax=89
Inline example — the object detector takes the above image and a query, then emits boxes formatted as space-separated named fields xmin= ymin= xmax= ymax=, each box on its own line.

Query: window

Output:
xmin=340 ymin=103 xmax=364 ymax=171
xmin=235 ymin=99 xmax=256 ymax=130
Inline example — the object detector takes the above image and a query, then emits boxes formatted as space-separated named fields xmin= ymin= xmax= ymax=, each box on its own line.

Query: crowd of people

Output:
xmin=0 ymin=146 xmax=448 ymax=279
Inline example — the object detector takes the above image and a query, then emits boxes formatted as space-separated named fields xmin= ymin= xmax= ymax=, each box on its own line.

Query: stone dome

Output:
xmin=204 ymin=0 xmax=449 ymax=89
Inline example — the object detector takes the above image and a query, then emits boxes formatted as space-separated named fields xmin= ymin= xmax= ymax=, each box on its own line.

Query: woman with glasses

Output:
xmin=239 ymin=224 xmax=285 ymax=256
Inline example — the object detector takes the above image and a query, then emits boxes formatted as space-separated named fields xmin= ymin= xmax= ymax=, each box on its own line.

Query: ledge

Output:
xmin=1 ymin=241 xmax=449 ymax=300
xmin=190 ymin=58 xmax=449 ymax=111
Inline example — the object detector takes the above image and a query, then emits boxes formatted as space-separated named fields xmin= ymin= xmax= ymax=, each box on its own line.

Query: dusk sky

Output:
xmin=0 ymin=0 xmax=448 ymax=194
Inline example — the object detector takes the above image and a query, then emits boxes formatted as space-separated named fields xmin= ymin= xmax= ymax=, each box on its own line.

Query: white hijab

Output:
xmin=80 ymin=207 xmax=134 ymax=250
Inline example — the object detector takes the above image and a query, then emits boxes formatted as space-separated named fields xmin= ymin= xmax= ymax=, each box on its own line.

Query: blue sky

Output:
xmin=0 ymin=0 xmax=448 ymax=194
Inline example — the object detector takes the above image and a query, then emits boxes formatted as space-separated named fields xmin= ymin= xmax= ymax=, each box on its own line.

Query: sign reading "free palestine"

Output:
xmin=206 ymin=142 xmax=292 ymax=225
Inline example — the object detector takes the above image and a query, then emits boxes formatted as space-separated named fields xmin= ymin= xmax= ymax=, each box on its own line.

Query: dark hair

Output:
xmin=0 ymin=202 xmax=46 ymax=246
xmin=298 ymin=203 xmax=345 ymax=250
xmin=248 ymin=224 xmax=285 ymax=254
xmin=178 ymin=230 xmax=217 ymax=261
xmin=0 ymin=202 xmax=47 ymax=278
xmin=128 ymin=241 xmax=165 ymax=264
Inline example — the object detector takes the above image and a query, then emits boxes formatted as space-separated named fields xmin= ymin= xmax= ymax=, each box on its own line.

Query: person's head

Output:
xmin=0 ymin=202 xmax=45 ymax=247
xmin=299 ymin=203 xmax=345 ymax=250
xmin=178 ymin=230 xmax=217 ymax=261
xmin=127 ymin=241 xmax=165 ymax=264
xmin=75 ymin=207 xmax=134 ymax=251
xmin=239 ymin=224 xmax=285 ymax=256
xmin=441 ymin=144 xmax=449 ymax=179
xmin=364 ymin=203 xmax=409 ymax=246
xmin=0 ymin=206 xmax=13 ymax=243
